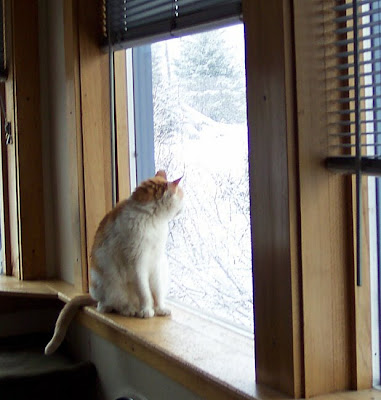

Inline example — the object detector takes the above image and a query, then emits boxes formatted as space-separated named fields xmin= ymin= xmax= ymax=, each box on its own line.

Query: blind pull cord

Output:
xmin=353 ymin=0 xmax=363 ymax=287
xmin=0 ymin=92 xmax=11 ymax=145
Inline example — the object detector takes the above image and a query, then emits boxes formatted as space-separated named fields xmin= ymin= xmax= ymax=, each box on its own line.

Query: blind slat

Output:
xmin=326 ymin=0 xmax=381 ymax=178
xmin=104 ymin=0 xmax=242 ymax=49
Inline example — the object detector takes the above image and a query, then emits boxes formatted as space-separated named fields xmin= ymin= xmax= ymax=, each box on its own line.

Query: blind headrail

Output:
xmin=103 ymin=0 xmax=242 ymax=51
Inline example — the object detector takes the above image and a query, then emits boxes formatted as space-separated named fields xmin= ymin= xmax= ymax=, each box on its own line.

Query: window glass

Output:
xmin=364 ymin=0 xmax=381 ymax=385
xmin=129 ymin=24 xmax=253 ymax=332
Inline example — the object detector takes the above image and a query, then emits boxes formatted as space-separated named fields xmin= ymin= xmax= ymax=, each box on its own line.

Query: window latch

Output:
xmin=5 ymin=122 xmax=12 ymax=145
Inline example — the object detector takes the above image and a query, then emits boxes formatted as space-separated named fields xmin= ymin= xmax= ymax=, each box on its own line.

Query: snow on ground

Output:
xmin=155 ymin=105 xmax=254 ymax=332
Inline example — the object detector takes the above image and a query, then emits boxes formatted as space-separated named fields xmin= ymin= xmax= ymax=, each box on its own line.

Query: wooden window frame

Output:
xmin=291 ymin=0 xmax=372 ymax=396
xmin=4 ymin=0 xmax=45 ymax=279
xmin=1 ymin=0 xmax=375 ymax=398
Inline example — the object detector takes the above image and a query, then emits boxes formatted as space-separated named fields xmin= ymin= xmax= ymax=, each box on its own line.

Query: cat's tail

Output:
xmin=45 ymin=294 xmax=97 ymax=355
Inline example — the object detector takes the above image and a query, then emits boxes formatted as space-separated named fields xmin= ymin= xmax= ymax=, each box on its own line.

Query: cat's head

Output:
xmin=132 ymin=170 xmax=184 ymax=218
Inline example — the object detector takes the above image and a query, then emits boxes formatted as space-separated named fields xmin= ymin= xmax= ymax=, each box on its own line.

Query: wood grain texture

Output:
xmin=77 ymin=0 xmax=112 ymax=278
xmin=76 ymin=307 xmax=255 ymax=400
xmin=243 ymin=0 xmax=302 ymax=396
xmin=63 ymin=0 xmax=87 ymax=291
xmin=313 ymin=389 xmax=381 ymax=400
xmin=353 ymin=178 xmax=372 ymax=389
xmin=293 ymin=0 xmax=357 ymax=396
xmin=4 ymin=0 xmax=19 ymax=277
xmin=0 ymin=83 xmax=11 ymax=275
xmin=0 ymin=276 xmax=378 ymax=400
xmin=11 ymin=0 xmax=46 ymax=279
xmin=114 ymin=51 xmax=131 ymax=201
xmin=347 ymin=1 xmax=372 ymax=387
xmin=0 ymin=275 xmax=56 ymax=297
xmin=0 ymin=275 xmax=255 ymax=400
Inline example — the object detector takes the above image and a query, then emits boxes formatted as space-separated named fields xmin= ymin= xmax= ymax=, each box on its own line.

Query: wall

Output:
xmin=38 ymin=0 xmax=82 ymax=283
xmin=67 ymin=322 xmax=203 ymax=400
xmin=36 ymin=2 xmax=201 ymax=399
xmin=0 ymin=297 xmax=59 ymax=338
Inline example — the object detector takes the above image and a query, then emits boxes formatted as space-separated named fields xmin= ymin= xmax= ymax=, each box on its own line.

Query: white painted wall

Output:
xmin=38 ymin=0 xmax=82 ymax=283
xmin=66 ymin=322 xmax=203 ymax=400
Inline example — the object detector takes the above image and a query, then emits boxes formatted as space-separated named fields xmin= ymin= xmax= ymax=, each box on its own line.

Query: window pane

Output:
xmin=364 ymin=0 xmax=381 ymax=385
xmin=148 ymin=25 xmax=253 ymax=331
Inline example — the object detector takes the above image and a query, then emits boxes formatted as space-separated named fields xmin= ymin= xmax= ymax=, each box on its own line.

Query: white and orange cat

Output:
xmin=45 ymin=170 xmax=183 ymax=355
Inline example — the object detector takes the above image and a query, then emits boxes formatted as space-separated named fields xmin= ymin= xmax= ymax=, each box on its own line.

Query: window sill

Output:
xmin=0 ymin=275 xmax=255 ymax=399
xmin=1 ymin=276 xmax=381 ymax=400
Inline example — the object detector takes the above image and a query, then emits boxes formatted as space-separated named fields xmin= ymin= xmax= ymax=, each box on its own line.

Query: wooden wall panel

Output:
xmin=0 ymin=83 xmax=11 ymax=275
xmin=243 ymin=0 xmax=302 ymax=397
xmin=353 ymin=178 xmax=372 ymax=390
xmin=78 ymin=0 xmax=112 ymax=275
xmin=292 ymin=0 xmax=368 ymax=396
xmin=114 ymin=51 xmax=130 ymax=201
xmin=5 ymin=0 xmax=19 ymax=277
xmin=10 ymin=0 xmax=45 ymax=279
xmin=63 ymin=0 xmax=87 ymax=291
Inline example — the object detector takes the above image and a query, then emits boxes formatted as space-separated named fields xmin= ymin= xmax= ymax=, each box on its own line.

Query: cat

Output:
xmin=45 ymin=170 xmax=184 ymax=355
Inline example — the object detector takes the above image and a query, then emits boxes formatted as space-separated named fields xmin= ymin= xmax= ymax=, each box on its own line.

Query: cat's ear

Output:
xmin=155 ymin=170 xmax=167 ymax=180
xmin=172 ymin=177 xmax=182 ymax=186
xmin=168 ymin=176 xmax=182 ymax=193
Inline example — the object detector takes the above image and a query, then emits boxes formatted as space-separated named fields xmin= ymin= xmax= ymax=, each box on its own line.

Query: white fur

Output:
xmin=90 ymin=185 xmax=183 ymax=318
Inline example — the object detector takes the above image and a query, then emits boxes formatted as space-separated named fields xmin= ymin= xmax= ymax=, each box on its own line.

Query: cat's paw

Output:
xmin=155 ymin=307 xmax=171 ymax=316
xmin=120 ymin=305 xmax=137 ymax=317
xmin=97 ymin=302 xmax=113 ymax=313
xmin=136 ymin=307 xmax=155 ymax=318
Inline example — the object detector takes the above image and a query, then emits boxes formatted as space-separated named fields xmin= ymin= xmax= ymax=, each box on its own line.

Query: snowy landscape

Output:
xmin=149 ymin=24 xmax=254 ymax=332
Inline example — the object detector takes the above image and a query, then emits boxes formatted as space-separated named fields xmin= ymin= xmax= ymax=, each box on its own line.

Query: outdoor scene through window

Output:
xmin=365 ymin=1 xmax=381 ymax=385
xmin=130 ymin=24 xmax=253 ymax=332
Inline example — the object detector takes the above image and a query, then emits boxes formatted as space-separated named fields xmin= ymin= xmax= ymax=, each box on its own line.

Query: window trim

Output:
xmin=0 ymin=275 xmax=256 ymax=400
xmin=0 ymin=84 xmax=10 ymax=276
xmin=2 ymin=0 xmax=376 ymax=398
xmin=129 ymin=22 xmax=253 ymax=331
xmin=293 ymin=0 xmax=372 ymax=396
xmin=131 ymin=44 xmax=155 ymax=184
xmin=4 ymin=0 xmax=46 ymax=280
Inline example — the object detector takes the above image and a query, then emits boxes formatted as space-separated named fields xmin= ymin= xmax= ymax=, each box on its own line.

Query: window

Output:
xmin=127 ymin=24 xmax=253 ymax=332
xmin=101 ymin=0 xmax=381 ymax=396
xmin=367 ymin=0 xmax=381 ymax=387
xmin=324 ymin=0 xmax=381 ymax=389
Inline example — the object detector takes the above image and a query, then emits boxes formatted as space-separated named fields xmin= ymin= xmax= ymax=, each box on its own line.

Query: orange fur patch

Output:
xmin=91 ymin=199 xmax=128 ymax=251
xmin=90 ymin=172 xmax=171 ymax=278
xmin=131 ymin=176 xmax=168 ymax=203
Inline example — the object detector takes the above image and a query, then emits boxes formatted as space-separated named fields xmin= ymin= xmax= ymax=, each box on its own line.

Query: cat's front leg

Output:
xmin=154 ymin=304 xmax=171 ymax=316
xmin=135 ymin=273 xmax=155 ymax=318
xmin=97 ymin=302 xmax=113 ymax=313
xmin=119 ymin=304 xmax=137 ymax=317
xmin=150 ymin=269 xmax=171 ymax=317
xmin=152 ymin=281 xmax=171 ymax=316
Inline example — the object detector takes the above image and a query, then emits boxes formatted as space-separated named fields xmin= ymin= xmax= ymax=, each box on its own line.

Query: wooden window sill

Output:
xmin=1 ymin=276 xmax=381 ymax=400
xmin=0 ymin=276 xmax=255 ymax=399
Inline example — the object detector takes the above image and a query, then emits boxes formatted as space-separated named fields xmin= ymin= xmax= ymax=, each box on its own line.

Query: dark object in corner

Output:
xmin=0 ymin=333 xmax=97 ymax=400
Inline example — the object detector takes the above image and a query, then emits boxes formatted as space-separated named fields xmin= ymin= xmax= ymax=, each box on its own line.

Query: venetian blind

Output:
xmin=326 ymin=0 xmax=381 ymax=174
xmin=325 ymin=0 xmax=381 ymax=285
xmin=103 ymin=0 xmax=242 ymax=50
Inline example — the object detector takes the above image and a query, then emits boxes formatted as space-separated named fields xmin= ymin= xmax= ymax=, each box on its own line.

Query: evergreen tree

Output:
xmin=174 ymin=29 xmax=246 ymax=124
xmin=151 ymin=41 xmax=182 ymax=149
